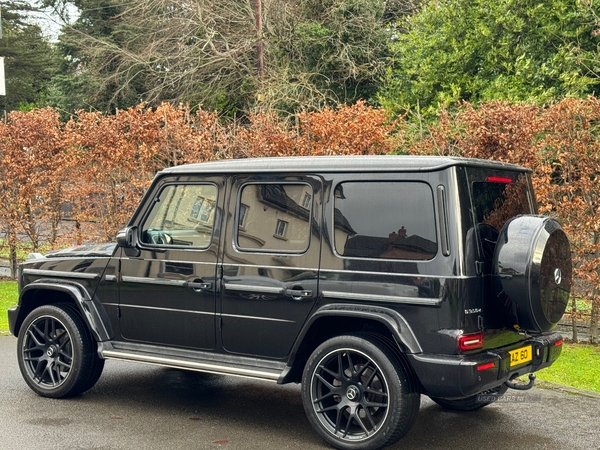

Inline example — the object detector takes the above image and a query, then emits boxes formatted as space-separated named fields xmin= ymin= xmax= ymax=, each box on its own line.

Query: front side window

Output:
xmin=236 ymin=183 xmax=311 ymax=252
xmin=141 ymin=184 xmax=217 ymax=248
xmin=238 ymin=204 xmax=249 ymax=229
xmin=334 ymin=181 xmax=437 ymax=260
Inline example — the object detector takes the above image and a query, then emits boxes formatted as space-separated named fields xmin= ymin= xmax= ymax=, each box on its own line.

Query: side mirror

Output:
xmin=116 ymin=226 xmax=141 ymax=257
xmin=116 ymin=226 xmax=137 ymax=248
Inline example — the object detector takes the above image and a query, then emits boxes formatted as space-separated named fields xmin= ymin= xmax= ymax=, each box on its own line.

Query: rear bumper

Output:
xmin=407 ymin=332 xmax=563 ymax=399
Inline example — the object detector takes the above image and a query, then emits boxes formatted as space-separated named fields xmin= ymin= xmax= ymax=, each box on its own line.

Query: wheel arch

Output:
xmin=13 ymin=281 xmax=113 ymax=342
xmin=279 ymin=304 xmax=423 ymax=384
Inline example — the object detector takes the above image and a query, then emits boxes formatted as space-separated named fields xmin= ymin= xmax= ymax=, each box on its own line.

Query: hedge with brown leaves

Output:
xmin=0 ymin=99 xmax=597 ymax=341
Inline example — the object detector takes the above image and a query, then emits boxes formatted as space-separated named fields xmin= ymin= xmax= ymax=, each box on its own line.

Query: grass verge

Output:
xmin=535 ymin=343 xmax=600 ymax=393
xmin=0 ymin=282 xmax=598 ymax=393
xmin=0 ymin=280 xmax=18 ymax=335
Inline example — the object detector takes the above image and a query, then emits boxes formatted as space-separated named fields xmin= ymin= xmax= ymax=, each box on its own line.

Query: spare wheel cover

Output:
xmin=493 ymin=215 xmax=572 ymax=333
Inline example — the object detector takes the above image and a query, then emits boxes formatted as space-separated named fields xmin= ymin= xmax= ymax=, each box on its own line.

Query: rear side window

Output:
xmin=236 ymin=183 xmax=312 ymax=253
xmin=334 ymin=181 xmax=437 ymax=260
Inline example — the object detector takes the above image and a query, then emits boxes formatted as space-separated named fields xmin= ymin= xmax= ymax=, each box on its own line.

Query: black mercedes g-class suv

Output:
xmin=9 ymin=156 xmax=571 ymax=450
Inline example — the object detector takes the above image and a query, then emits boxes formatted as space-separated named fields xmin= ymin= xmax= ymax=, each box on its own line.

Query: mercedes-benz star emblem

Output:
xmin=346 ymin=385 xmax=360 ymax=401
xmin=554 ymin=268 xmax=562 ymax=285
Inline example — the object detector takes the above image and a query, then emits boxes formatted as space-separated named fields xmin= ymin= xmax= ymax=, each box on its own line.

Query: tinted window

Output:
xmin=141 ymin=184 xmax=217 ymax=248
xmin=472 ymin=175 xmax=532 ymax=231
xmin=334 ymin=182 xmax=437 ymax=260
xmin=470 ymin=173 xmax=532 ymax=260
xmin=236 ymin=183 xmax=312 ymax=253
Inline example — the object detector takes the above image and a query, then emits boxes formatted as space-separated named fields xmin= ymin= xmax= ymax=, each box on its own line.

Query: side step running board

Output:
xmin=99 ymin=342 xmax=286 ymax=383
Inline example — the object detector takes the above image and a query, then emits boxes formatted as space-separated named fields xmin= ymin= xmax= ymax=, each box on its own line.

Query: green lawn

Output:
xmin=0 ymin=280 xmax=598 ymax=393
xmin=0 ymin=281 xmax=18 ymax=334
xmin=536 ymin=343 xmax=600 ymax=393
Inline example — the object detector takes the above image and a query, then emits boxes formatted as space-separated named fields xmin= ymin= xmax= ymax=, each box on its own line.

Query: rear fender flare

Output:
xmin=290 ymin=303 xmax=423 ymax=362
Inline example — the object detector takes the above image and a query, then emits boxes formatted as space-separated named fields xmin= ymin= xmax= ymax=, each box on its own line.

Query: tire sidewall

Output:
xmin=301 ymin=334 xmax=415 ymax=450
xmin=17 ymin=304 xmax=88 ymax=398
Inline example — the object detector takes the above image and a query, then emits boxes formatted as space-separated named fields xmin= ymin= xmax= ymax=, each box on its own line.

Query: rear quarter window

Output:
xmin=333 ymin=181 xmax=437 ymax=260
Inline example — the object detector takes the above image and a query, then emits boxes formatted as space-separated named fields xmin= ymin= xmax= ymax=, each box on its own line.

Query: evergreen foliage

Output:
xmin=379 ymin=0 xmax=600 ymax=118
xmin=0 ymin=1 xmax=57 ymax=112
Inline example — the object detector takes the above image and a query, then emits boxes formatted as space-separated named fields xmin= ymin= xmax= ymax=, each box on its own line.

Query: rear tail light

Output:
xmin=554 ymin=339 xmax=563 ymax=347
xmin=457 ymin=332 xmax=484 ymax=351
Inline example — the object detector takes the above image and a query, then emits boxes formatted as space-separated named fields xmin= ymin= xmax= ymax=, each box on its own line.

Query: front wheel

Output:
xmin=301 ymin=334 xmax=420 ymax=450
xmin=17 ymin=304 xmax=104 ymax=398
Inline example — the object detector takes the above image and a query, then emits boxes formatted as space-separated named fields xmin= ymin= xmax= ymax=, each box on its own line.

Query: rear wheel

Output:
xmin=17 ymin=304 xmax=104 ymax=398
xmin=301 ymin=334 xmax=419 ymax=450
xmin=430 ymin=384 xmax=508 ymax=411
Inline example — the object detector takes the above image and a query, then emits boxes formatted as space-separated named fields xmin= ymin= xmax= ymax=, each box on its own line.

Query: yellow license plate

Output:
xmin=509 ymin=345 xmax=532 ymax=367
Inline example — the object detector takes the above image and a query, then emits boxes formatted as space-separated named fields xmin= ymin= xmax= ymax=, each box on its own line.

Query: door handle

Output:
xmin=188 ymin=281 xmax=212 ymax=292
xmin=285 ymin=289 xmax=312 ymax=300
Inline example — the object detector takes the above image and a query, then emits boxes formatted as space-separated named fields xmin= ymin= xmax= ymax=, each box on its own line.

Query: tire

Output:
xmin=430 ymin=384 xmax=508 ymax=411
xmin=493 ymin=215 xmax=572 ymax=333
xmin=17 ymin=304 xmax=104 ymax=398
xmin=301 ymin=334 xmax=420 ymax=450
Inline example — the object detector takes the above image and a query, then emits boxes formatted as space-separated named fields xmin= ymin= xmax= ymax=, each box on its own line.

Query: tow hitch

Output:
xmin=505 ymin=373 xmax=536 ymax=391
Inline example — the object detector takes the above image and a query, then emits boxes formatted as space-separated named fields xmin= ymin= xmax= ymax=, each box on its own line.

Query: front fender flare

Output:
xmin=15 ymin=280 xmax=113 ymax=342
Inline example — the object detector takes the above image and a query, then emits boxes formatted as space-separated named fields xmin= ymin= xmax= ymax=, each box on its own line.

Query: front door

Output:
xmin=220 ymin=174 xmax=322 ymax=358
xmin=118 ymin=177 xmax=224 ymax=350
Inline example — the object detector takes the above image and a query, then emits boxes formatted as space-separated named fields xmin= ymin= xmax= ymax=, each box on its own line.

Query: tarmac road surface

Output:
xmin=1 ymin=336 xmax=599 ymax=450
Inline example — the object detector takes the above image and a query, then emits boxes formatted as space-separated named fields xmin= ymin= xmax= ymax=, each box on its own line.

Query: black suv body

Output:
xmin=9 ymin=156 xmax=571 ymax=450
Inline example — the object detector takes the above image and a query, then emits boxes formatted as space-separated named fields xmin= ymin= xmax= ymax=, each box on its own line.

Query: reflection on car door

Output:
xmin=220 ymin=175 xmax=322 ymax=358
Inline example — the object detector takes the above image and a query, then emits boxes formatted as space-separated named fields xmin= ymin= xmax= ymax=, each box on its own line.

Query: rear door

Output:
xmin=464 ymin=168 xmax=535 ymax=330
xmin=220 ymin=174 xmax=322 ymax=359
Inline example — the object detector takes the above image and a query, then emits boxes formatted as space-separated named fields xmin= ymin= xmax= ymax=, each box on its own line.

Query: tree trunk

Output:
xmin=571 ymin=296 xmax=578 ymax=342
xmin=8 ymin=227 xmax=18 ymax=279
xmin=590 ymin=291 xmax=599 ymax=345
xmin=255 ymin=0 xmax=264 ymax=81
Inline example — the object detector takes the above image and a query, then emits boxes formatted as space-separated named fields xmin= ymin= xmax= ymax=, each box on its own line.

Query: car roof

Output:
xmin=159 ymin=155 xmax=531 ymax=175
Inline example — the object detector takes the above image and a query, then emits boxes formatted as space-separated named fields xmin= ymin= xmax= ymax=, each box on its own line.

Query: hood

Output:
xmin=29 ymin=243 xmax=117 ymax=260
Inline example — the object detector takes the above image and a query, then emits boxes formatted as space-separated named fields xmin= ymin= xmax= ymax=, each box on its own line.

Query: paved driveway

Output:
xmin=1 ymin=336 xmax=599 ymax=450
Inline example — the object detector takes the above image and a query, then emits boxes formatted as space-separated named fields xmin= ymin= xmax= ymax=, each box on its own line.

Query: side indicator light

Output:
xmin=477 ymin=362 xmax=496 ymax=371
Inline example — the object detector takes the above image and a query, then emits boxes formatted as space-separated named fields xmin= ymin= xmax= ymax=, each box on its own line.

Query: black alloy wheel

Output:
xmin=302 ymin=334 xmax=419 ymax=450
xmin=17 ymin=304 xmax=103 ymax=398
